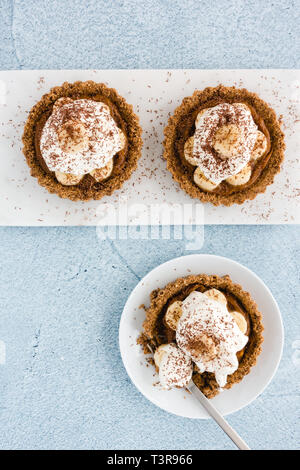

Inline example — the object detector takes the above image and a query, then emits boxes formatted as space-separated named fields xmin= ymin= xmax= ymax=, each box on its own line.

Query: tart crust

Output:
xmin=141 ymin=273 xmax=264 ymax=399
xmin=22 ymin=81 xmax=143 ymax=201
xmin=163 ymin=85 xmax=285 ymax=206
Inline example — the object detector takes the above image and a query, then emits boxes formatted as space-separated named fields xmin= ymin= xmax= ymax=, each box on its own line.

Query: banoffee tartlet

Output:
xmin=139 ymin=274 xmax=264 ymax=398
xmin=22 ymin=81 xmax=143 ymax=201
xmin=164 ymin=85 xmax=285 ymax=206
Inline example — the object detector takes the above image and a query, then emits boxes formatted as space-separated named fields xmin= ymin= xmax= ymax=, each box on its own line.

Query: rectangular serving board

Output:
xmin=0 ymin=69 xmax=299 ymax=225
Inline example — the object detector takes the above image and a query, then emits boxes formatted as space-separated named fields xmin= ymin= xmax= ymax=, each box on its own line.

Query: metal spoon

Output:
xmin=147 ymin=345 xmax=250 ymax=450
xmin=188 ymin=381 xmax=250 ymax=450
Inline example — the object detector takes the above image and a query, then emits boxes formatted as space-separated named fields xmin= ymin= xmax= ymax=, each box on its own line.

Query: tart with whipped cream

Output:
xmin=22 ymin=81 xmax=143 ymax=200
xmin=139 ymin=274 xmax=264 ymax=398
xmin=164 ymin=85 xmax=285 ymax=205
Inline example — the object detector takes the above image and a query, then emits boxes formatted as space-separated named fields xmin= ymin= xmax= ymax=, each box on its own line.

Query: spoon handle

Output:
xmin=189 ymin=383 xmax=251 ymax=450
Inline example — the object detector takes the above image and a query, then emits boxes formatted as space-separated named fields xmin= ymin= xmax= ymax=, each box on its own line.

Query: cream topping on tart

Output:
xmin=40 ymin=98 xmax=125 ymax=176
xmin=192 ymin=103 xmax=258 ymax=184
xmin=183 ymin=103 xmax=269 ymax=191
xmin=176 ymin=291 xmax=248 ymax=387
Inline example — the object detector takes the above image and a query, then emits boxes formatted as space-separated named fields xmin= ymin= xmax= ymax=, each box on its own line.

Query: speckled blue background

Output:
xmin=0 ymin=0 xmax=299 ymax=450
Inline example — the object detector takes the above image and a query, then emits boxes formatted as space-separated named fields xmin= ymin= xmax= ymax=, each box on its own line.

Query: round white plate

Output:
xmin=119 ymin=254 xmax=284 ymax=419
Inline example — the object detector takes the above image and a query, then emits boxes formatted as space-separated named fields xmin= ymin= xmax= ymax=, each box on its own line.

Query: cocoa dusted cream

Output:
xmin=176 ymin=291 xmax=248 ymax=388
xmin=40 ymin=98 xmax=124 ymax=175
xmin=193 ymin=103 xmax=258 ymax=183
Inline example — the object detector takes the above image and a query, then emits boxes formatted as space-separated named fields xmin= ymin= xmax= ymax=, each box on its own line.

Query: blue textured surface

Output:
xmin=0 ymin=0 xmax=299 ymax=450
xmin=0 ymin=226 xmax=299 ymax=450
xmin=1 ymin=0 xmax=300 ymax=70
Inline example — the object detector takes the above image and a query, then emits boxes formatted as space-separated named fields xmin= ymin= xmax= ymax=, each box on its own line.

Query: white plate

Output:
xmin=119 ymin=254 xmax=284 ymax=418
xmin=0 ymin=69 xmax=299 ymax=225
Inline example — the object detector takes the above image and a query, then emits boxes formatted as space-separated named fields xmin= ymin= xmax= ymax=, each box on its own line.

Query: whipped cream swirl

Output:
xmin=193 ymin=103 xmax=258 ymax=183
xmin=176 ymin=291 xmax=248 ymax=388
xmin=155 ymin=343 xmax=193 ymax=389
xmin=40 ymin=99 xmax=123 ymax=175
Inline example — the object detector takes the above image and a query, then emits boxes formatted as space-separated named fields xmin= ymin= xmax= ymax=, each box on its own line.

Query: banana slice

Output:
xmin=233 ymin=102 xmax=251 ymax=113
xmin=213 ymin=124 xmax=244 ymax=159
xmin=191 ymin=333 xmax=217 ymax=361
xmin=118 ymin=128 xmax=127 ymax=150
xmin=184 ymin=136 xmax=199 ymax=166
xmin=231 ymin=311 xmax=248 ymax=334
xmin=57 ymin=120 xmax=89 ymax=154
xmin=251 ymin=131 xmax=268 ymax=161
xmin=194 ymin=167 xmax=219 ymax=191
xmin=55 ymin=171 xmax=83 ymax=186
xmin=164 ymin=300 xmax=182 ymax=330
xmin=195 ymin=108 xmax=208 ymax=128
xmin=204 ymin=288 xmax=227 ymax=306
xmin=226 ymin=163 xmax=251 ymax=186
xmin=53 ymin=97 xmax=73 ymax=110
xmin=154 ymin=344 xmax=168 ymax=368
xmin=90 ymin=159 xmax=113 ymax=182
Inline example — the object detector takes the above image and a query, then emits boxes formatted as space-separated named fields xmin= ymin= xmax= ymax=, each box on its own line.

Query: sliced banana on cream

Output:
xmin=191 ymin=333 xmax=217 ymax=361
xmin=226 ymin=163 xmax=251 ymax=186
xmin=193 ymin=167 xmax=219 ymax=191
xmin=154 ymin=343 xmax=193 ymax=389
xmin=154 ymin=344 xmax=168 ymax=368
xmin=233 ymin=102 xmax=251 ymax=113
xmin=251 ymin=131 xmax=268 ymax=161
xmin=204 ymin=288 xmax=227 ymax=305
xmin=195 ymin=108 xmax=208 ymax=128
xmin=118 ymin=128 xmax=127 ymax=150
xmin=53 ymin=97 xmax=73 ymax=109
xmin=55 ymin=171 xmax=83 ymax=186
xmin=184 ymin=136 xmax=199 ymax=166
xmin=203 ymin=290 xmax=247 ymax=334
xmin=213 ymin=124 xmax=244 ymax=159
xmin=90 ymin=158 xmax=113 ymax=182
xmin=99 ymin=103 xmax=111 ymax=113
xmin=57 ymin=119 xmax=89 ymax=155
xmin=164 ymin=300 xmax=182 ymax=330
xmin=231 ymin=311 xmax=248 ymax=335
